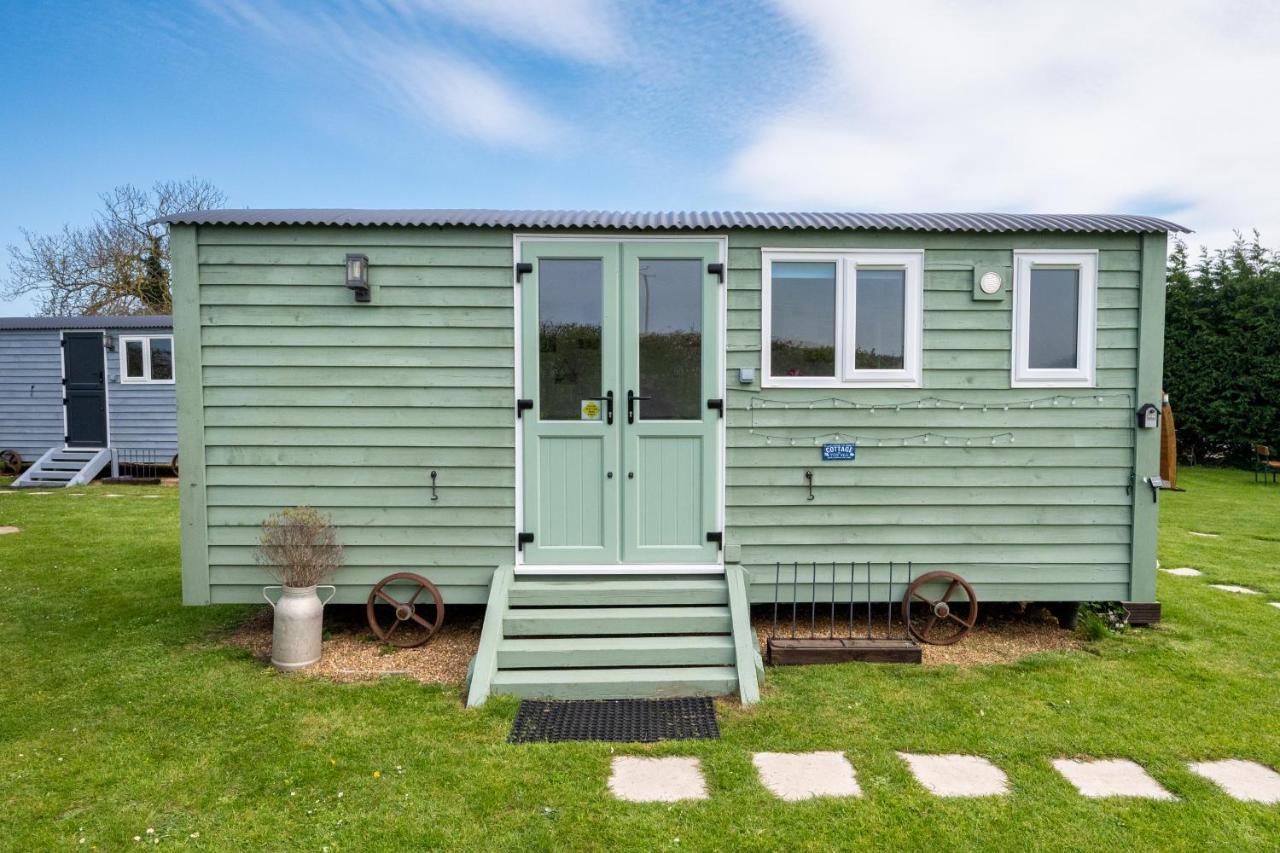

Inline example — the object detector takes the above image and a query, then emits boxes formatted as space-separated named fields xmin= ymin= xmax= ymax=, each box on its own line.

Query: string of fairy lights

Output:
xmin=745 ymin=392 xmax=1135 ymax=448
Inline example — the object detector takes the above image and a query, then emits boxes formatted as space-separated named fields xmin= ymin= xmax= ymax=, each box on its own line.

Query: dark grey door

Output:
xmin=63 ymin=332 xmax=107 ymax=447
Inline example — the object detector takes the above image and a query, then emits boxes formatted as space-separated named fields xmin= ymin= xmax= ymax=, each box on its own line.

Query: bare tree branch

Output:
xmin=3 ymin=178 xmax=227 ymax=316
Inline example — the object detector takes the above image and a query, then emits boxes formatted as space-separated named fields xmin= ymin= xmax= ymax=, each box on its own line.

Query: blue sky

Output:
xmin=4 ymin=0 xmax=1279 ymax=315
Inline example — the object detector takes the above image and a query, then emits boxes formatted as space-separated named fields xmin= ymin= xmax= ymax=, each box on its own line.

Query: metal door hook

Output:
xmin=430 ymin=469 xmax=439 ymax=501
xmin=804 ymin=470 xmax=814 ymax=501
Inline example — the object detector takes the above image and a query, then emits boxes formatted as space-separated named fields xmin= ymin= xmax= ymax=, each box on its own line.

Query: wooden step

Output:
xmin=490 ymin=666 xmax=738 ymax=700
xmin=503 ymin=606 xmax=732 ymax=637
xmin=30 ymin=470 xmax=75 ymax=480
xmin=508 ymin=579 xmax=728 ymax=607
xmin=497 ymin=635 xmax=735 ymax=669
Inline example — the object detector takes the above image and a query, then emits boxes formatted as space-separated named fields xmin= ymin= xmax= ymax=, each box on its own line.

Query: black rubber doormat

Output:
xmin=508 ymin=698 xmax=720 ymax=744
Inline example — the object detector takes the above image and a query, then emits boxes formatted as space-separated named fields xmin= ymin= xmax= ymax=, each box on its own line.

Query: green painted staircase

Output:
xmin=466 ymin=567 xmax=761 ymax=706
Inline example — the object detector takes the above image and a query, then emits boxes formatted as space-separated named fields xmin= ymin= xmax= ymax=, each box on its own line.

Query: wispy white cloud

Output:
xmin=727 ymin=0 xmax=1280 ymax=246
xmin=203 ymin=0 xmax=621 ymax=150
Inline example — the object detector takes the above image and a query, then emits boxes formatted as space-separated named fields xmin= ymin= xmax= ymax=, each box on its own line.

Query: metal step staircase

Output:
xmin=12 ymin=447 xmax=112 ymax=488
xmin=466 ymin=566 xmax=762 ymax=706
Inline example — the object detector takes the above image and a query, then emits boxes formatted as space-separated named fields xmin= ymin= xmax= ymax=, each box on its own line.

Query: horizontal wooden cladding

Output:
xmin=200 ymin=305 xmax=511 ymax=328
xmin=739 ymin=540 xmax=1130 ymax=564
xmin=728 ymin=282 xmax=1140 ymax=311
xmin=727 ymin=246 xmax=1141 ymax=272
xmin=206 ymin=484 xmax=514 ymax=507
xmin=200 ymin=282 xmax=513 ymax=307
xmin=727 ymin=231 xmax=1142 ymax=251
xmin=202 ymin=346 xmax=512 ymax=368
xmin=208 ymin=505 xmax=512 ymax=527
xmin=201 ymin=325 xmax=512 ymax=348
xmin=732 ymin=407 xmax=1134 ymax=429
xmin=732 ymin=524 xmax=1130 ymax=546
xmin=209 ymin=525 xmax=508 ymax=547
xmin=727 ymin=466 xmax=1131 ymax=488
xmin=728 ymin=428 xmax=1134 ymax=449
xmin=203 ymin=366 xmax=512 ymax=388
xmin=211 ymin=583 xmax=491 ymax=605
xmin=727 ymin=485 xmax=1131 ymax=506
xmin=747 ymin=580 xmax=1129 ymax=604
xmin=198 ymin=245 xmax=511 ymax=267
xmin=209 ymin=544 xmax=511 ymax=566
xmin=203 ymin=385 xmax=513 ymax=408
xmin=197 ymin=225 xmax=513 ymax=247
xmin=203 ymin=426 xmax=513 ymax=447
xmin=211 ymin=564 xmax=499 ymax=587
xmin=200 ymin=265 xmax=512 ymax=289
xmin=205 ymin=465 xmax=512 ymax=487
xmin=204 ymin=405 xmax=510 ymax=429
xmin=726 ymin=446 xmax=1134 ymax=466
xmin=728 ymin=307 xmax=1139 ymax=334
xmin=725 ymin=359 xmax=1138 ymax=389
xmin=205 ymin=445 xmax=510 ymax=467
xmin=729 ymin=504 xmax=1127 ymax=526
xmin=746 ymin=561 xmax=1128 ymax=585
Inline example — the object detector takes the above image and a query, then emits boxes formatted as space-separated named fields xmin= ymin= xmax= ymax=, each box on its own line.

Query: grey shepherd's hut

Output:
xmin=0 ymin=315 xmax=178 ymax=487
xmin=160 ymin=208 xmax=1187 ymax=706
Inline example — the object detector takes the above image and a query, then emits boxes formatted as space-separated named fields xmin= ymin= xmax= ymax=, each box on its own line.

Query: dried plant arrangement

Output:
xmin=255 ymin=506 xmax=344 ymax=588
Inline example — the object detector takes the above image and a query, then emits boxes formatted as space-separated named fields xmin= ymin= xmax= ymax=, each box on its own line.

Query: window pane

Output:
xmin=1028 ymin=268 xmax=1080 ymax=369
xmin=538 ymin=258 xmax=603 ymax=420
xmin=638 ymin=259 xmax=701 ymax=420
xmin=854 ymin=269 xmax=905 ymax=370
xmin=770 ymin=262 xmax=836 ymax=377
xmin=149 ymin=338 xmax=174 ymax=381
xmin=124 ymin=340 xmax=144 ymax=378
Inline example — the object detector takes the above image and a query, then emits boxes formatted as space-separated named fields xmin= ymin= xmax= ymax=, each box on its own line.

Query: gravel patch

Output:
xmin=609 ymin=757 xmax=708 ymax=802
xmin=225 ymin=606 xmax=480 ymax=685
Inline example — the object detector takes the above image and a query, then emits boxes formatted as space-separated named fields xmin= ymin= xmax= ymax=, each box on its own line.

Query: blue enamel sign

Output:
xmin=821 ymin=442 xmax=856 ymax=461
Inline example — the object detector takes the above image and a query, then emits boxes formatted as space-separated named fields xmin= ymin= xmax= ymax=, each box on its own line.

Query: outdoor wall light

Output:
xmin=978 ymin=271 xmax=1003 ymax=294
xmin=345 ymin=253 xmax=371 ymax=303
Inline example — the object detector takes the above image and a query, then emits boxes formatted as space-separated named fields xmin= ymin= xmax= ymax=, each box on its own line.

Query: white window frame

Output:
xmin=761 ymin=249 xmax=923 ymax=388
xmin=118 ymin=335 xmax=175 ymax=384
xmin=1011 ymin=251 xmax=1098 ymax=388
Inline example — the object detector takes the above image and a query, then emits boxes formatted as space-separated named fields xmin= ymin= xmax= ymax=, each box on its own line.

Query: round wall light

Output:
xmin=978 ymin=271 xmax=1003 ymax=295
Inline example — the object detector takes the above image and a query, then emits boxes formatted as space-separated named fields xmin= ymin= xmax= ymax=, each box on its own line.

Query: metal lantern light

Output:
xmin=345 ymin=253 xmax=370 ymax=302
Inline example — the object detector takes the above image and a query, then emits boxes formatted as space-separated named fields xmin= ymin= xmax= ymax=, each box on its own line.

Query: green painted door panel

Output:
xmin=520 ymin=240 xmax=721 ymax=565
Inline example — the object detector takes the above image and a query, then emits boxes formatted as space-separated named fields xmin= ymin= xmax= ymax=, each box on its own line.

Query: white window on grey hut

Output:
xmin=762 ymin=250 xmax=922 ymax=388
xmin=1011 ymin=251 xmax=1098 ymax=387
xmin=120 ymin=335 xmax=175 ymax=384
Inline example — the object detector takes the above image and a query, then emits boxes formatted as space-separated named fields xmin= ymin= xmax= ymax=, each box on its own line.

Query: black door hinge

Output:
xmin=517 ymin=531 xmax=535 ymax=551
xmin=515 ymin=261 xmax=533 ymax=282
xmin=516 ymin=399 xmax=534 ymax=418
xmin=706 ymin=398 xmax=723 ymax=418
xmin=706 ymin=531 xmax=723 ymax=550
xmin=707 ymin=262 xmax=724 ymax=283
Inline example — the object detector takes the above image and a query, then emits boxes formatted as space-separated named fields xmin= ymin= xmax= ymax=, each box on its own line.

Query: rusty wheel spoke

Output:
xmin=409 ymin=610 xmax=434 ymax=631
xmin=940 ymin=579 xmax=960 ymax=603
xmin=901 ymin=571 xmax=978 ymax=646
xmin=366 ymin=572 xmax=446 ymax=648
xmin=374 ymin=588 xmax=403 ymax=609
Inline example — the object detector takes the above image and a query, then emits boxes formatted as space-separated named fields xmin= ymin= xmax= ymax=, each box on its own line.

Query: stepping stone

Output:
xmin=103 ymin=494 xmax=123 ymax=498
xmin=1188 ymin=760 xmax=1280 ymax=803
xmin=1160 ymin=567 xmax=1203 ymax=577
xmin=752 ymin=751 xmax=861 ymax=800
xmin=1270 ymin=603 xmax=1280 ymax=610
xmin=1209 ymin=584 xmax=1259 ymax=595
xmin=26 ymin=491 xmax=51 ymax=495
xmin=897 ymin=753 xmax=1008 ymax=797
xmin=0 ymin=526 xmax=18 ymax=535
xmin=608 ymin=757 xmax=707 ymax=802
xmin=142 ymin=495 xmax=161 ymax=499
xmin=1052 ymin=759 xmax=1175 ymax=800
xmin=1188 ymin=531 xmax=1219 ymax=538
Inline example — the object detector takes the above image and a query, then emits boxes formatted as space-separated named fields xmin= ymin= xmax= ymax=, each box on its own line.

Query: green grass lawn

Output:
xmin=1 ymin=468 xmax=1278 ymax=851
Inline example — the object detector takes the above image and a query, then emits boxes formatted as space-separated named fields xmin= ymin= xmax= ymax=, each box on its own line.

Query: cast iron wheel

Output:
xmin=0 ymin=449 xmax=21 ymax=476
xmin=366 ymin=571 xmax=445 ymax=648
xmin=901 ymin=570 xmax=978 ymax=645
xmin=171 ymin=454 xmax=179 ymax=476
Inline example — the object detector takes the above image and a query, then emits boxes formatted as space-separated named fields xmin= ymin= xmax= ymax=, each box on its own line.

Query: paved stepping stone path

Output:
xmin=608 ymin=756 xmax=707 ymax=802
xmin=1160 ymin=567 xmax=1203 ymax=577
xmin=1209 ymin=584 xmax=1259 ymax=595
xmin=897 ymin=753 xmax=1009 ymax=797
xmin=1270 ymin=602 xmax=1280 ymax=610
xmin=0 ymin=526 xmax=19 ymax=535
xmin=1188 ymin=531 xmax=1219 ymax=538
xmin=1188 ymin=760 xmax=1280 ymax=803
xmin=752 ymin=752 xmax=861 ymax=800
xmin=1051 ymin=759 xmax=1176 ymax=800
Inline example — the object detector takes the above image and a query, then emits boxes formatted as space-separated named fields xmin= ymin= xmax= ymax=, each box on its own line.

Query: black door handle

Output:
xmin=626 ymin=390 xmax=652 ymax=424
xmin=585 ymin=391 xmax=614 ymax=424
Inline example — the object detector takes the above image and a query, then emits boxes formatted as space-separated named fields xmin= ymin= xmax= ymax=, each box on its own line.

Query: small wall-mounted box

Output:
xmin=973 ymin=267 xmax=1008 ymax=301
xmin=738 ymin=367 xmax=756 ymax=385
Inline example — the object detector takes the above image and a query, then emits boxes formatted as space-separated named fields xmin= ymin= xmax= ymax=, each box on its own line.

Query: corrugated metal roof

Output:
xmin=0 ymin=315 xmax=173 ymax=331
xmin=156 ymin=208 xmax=1190 ymax=234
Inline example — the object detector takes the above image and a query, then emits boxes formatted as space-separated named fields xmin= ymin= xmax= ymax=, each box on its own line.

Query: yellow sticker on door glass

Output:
xmin=580 ymin=400 xmax=601 ymax=421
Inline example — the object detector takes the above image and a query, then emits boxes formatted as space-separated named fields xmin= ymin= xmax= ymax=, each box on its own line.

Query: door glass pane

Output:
xmin=538 ymin=258 xmax=603 ymax=420
xmin=124 ymin=340 xmax=145 ymax=378
xmin=638 ymin=259 xmax=701 ymax=420
xmin=854 ymin=268 xmax=905 ymax=369
xmin=1028 ymin=267 xmax=1079 ymax=369
xmin=770 ymin=261 xmax=836 ymax=377
xmin=149 ymin=338 xmax=174 ymax=380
